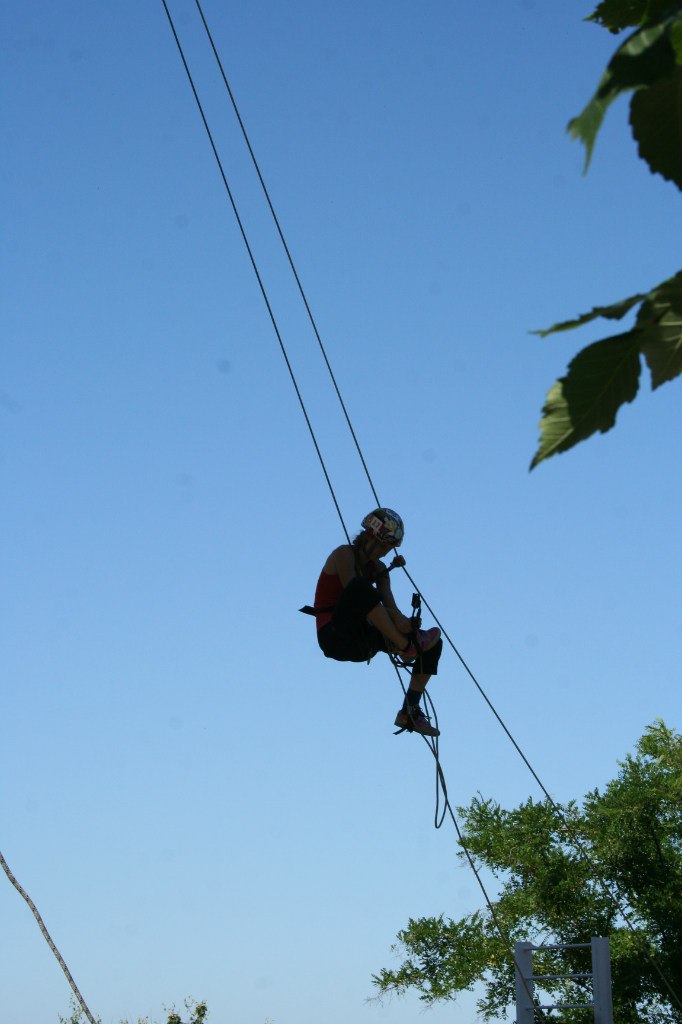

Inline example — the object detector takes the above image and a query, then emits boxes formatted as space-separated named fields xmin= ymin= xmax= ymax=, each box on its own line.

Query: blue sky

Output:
xmin=2 ymin=2 xmax=681 ymax=1023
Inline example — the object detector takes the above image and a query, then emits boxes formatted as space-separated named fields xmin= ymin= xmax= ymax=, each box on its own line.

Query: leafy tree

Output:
xmin=59 ymin=998 xmax=209 ymax=1024
xmin=372 ymin=721 xmax=682 ymax=1022
xmin=165 ymin=998 xmax=208 ymax=1024
xmin=58 ymin=998 xmax=275 ymax=1024
xmin=531 ymin=1 xmax=682 ymax=469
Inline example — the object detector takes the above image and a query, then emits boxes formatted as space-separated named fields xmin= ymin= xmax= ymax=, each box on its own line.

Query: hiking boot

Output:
xmin=394 ymin=706 xmax=440 ymax=737
xmin=396 ymin=626 xmax=441 ymax=662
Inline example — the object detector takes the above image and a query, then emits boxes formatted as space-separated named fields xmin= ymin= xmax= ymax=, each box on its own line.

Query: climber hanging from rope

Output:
xmin=301 ymin=508 xmax=443 ymax=736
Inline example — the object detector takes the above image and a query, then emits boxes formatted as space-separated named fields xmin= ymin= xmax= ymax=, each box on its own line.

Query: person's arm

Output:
xmin=375 ymin=564 xmax=413 ymax=633
xmin=332 ymin=545 xmax=360 ymax=588
xmin=375 ymin=563 xmax=396 ymax=608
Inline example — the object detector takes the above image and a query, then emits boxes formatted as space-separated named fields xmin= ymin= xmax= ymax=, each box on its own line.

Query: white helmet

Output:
xmin=361 ymin=508 xmax=404 ymax=547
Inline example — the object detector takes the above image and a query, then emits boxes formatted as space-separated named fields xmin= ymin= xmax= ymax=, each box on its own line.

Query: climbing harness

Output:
xmin=298 ymin=603 xmax=332 ymax=618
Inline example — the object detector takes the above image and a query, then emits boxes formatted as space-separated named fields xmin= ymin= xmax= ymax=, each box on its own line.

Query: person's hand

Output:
xmin=390 ymin=554 xmax=406 ymax=570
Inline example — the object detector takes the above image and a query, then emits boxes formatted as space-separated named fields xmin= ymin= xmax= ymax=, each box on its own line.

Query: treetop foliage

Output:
xmin=373 ymin=720 xmax=682 ymax=1023
xmin=58 ymin=998 xmax=209 ymax=1024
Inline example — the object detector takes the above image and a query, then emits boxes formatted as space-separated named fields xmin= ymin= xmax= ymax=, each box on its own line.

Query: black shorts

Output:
xmin=317 ymin=577 xmax=387 ymax=663
xmin=317 ymin=576 xmax=442 ymax=674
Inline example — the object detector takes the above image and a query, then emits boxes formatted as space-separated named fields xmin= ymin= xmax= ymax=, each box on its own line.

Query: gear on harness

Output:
xmin=411 ymin=589 xmax=422 ymax=629
xmin=299 ymin=603 xmax=334 ymax=616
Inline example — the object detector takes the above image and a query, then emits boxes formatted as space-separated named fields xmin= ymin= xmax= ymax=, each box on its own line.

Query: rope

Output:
xmin=400 ymin=569 xmax=682 ymax=1015
xmin=401 ymin=566 xmax=556 ymax=801
xmin=160 ymin=4 xmax=682 ymax=1015
xmin=159 ymin=0 xmax=351 ymax=546
xmin=180 ymin=0 xmax=597 ymax=839
xmin=162 ymin=1 xmax=546 ymax=1003
xmin=388 ymin=658 xmax=547 ymax=1020
xmin=0 ymin=849 xmax=97 ymax=1024
xmin=191 ymin=0 xmax=382 ymax=511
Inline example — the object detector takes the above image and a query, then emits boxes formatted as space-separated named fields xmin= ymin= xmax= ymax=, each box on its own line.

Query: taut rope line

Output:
xmin=192 ymin=0 xmax=382 ymax=510
xmin=183 ymin=0 xmax=585 ymax=809
xmin=398 ymin=573 xmax=682 ymax=1014
xmin=160 ymin=0 xmax=351 ymax=546
xmin=0 ymin=849 xmax=98 ymax=1024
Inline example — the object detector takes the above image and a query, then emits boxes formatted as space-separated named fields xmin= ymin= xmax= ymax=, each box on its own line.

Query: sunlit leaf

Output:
xmin=532 ymin=293 xmax=647 ymax=337
xmin=588 ymin=0 xmax=682 ymax=33
xmin=568 ymin=22 xmax=676 ymax=169
xmin=531 ymin=333 xmax=642 ymax=469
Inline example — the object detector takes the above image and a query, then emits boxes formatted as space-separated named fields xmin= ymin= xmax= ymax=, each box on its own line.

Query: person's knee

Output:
xmin=418 ymin=638 xmax=443 ymax=675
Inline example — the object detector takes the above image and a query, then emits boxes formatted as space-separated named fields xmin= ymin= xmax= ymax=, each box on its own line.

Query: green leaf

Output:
xmin=568 ymin=21 xmax=676 ymax=169
xmin=588 ymin=0 xmax=655 ymax=33
xmin=531 ymin=332 xmax=642 ymax=468
xmin=532 ymin=293 xmax=647 ymax=337
xmin=672 ymin=17 xmax=682 ymax=61
xmin=638 ymin=272 xmax=682 ymax=387
xmin=588 ymin=1 xmax=682 ymax=34
xmin=531 ymin=274 xmax=682 ymax=465
xmin=630 ymin=63 xmax=682 ymax=187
